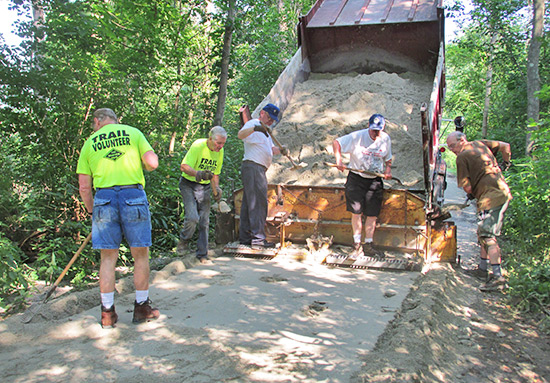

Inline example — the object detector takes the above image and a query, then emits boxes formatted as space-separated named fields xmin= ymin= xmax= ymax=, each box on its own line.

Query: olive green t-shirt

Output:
xmin=181 ymin=138 xmax=224 ymax=184
xmin=456 ymin=140 xmax=512 ymax=211
xmin=76 ymin=124 xmax=154 ymax=188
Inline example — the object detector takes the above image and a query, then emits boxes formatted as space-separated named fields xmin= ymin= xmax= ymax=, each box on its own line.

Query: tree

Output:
xmin=482 ymin=33 xmax=498 ymax=138
xmin=213 ymin=0 xmax=236 ymax=126
xmin=445 ymin=0 xmax=534 ymax=153
xmin=525 ymin=0 xmax=545 ymax=155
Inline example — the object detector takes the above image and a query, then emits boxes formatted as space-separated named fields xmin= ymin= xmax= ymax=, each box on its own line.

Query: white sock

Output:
xmin=135 ymin=290 xmax=149 ymax=304
xmin=353 ymin=234 xmax=362 ymax=243
xmin=365 ymin=238 xmax=373 ymax=243
xmin=101 ymin=291 xmax=115 ymax=309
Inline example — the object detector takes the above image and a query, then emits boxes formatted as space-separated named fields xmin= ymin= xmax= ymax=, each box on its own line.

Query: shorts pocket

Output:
xmin=123 ymin=197 xmax=150 ymax=222
xmin=93 ymin=198 xmax=115 ymax=222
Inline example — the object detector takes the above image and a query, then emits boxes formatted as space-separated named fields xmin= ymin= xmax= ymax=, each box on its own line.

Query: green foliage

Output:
xmin=0 ymin=233 xmax=36 ymax=311
xmin=229 ymin=0 xmax=316 ymax=109
xmin=507 ymin=252 xmax=550 ymax=313
xmin=500 ymin=86 xmax=550 ymax=314
xmin=146 ymin=150 xmax=184 ymax=251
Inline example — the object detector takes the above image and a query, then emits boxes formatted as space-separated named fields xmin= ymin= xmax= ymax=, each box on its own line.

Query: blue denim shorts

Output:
xmin=92 ymin=186 xmax=152 ymax=249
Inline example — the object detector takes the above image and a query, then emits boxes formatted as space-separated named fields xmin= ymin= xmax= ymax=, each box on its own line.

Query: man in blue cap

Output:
xmin=237 ymin=103 xmax=285 ymax=249
xmin=333 ymin=113 xmax=393 ymax=258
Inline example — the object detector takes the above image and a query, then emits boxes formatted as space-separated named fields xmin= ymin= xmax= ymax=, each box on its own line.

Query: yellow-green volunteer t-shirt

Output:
xmin=76 ymin=124 xmax=154 ymax=188
xmin=181 ymin=138 xmax=224 ymax=184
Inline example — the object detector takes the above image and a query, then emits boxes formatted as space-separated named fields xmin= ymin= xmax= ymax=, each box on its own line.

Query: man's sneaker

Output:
xmin=251 ymin=241 xmax=276 ymax=250
xmin=132 ymin=299 xmax=160 ymax=323
xmin=461 ymin=267 xmax=488 ymax=281
xmin=363 ymin=242 xmax=384 ymax=258
xmin=198 ymin=256 xmax=213 ymax=265
xmin=348 ymin=243 xmax=364 ymax=260
xmin=101 ymin=305 xmax=118 ymax=328
xmin=176 ymin=239 xmax=188 ymax=254
xmin=480 ymin=275 xmax=507 ymax=292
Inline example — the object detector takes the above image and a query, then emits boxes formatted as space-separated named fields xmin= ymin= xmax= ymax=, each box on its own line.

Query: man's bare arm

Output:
xmin=78 ymin=174 xmax=94 ymax=214
xmin=142 ymin=150 xmax=159 ymax=171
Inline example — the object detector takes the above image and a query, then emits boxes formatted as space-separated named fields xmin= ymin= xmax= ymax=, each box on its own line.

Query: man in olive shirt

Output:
xmin=447 ymin=131 xmax=512 ymax=291
xmin=77 ymin=108 xmax=160 ymax=328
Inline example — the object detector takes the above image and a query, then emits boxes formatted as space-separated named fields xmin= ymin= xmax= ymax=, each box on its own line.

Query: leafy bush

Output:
xmin=507 ymin=252 xmax=550 ymax=313
xmin=0 ymin=234 xmax=36 ymax=311
xmin=502 ymin=86 xmax=550 ymax=315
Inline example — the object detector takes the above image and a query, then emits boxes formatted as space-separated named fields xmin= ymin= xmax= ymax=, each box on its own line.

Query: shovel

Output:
xmin=323 ymin=162 xmax=411 ymax=186
xmin=21 ymin=232 xmax=92 ymax=323
xmin=428 ymin=197 xmax=472 ymax=221
xmin=440 ymin=197 xmax=472 ymax=213
xmin=260 ymin=122 xmax=307 ymax=170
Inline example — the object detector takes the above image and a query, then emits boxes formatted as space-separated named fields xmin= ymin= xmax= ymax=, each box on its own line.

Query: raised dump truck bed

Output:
xmin=300 ymin=0 xmax=443 ymax=75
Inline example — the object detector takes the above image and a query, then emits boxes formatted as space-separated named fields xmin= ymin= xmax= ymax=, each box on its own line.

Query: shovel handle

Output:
xmin=260 ymin=122 xmax=300 ymax=168
xmin=44 ymin=232 xmax=92 ymax=301
xmin=324 ymin=162 xmax=403 ymax=185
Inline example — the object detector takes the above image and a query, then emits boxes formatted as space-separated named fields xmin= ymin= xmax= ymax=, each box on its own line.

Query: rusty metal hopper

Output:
xmin=230 ymin=184 xmax=455 ymax=262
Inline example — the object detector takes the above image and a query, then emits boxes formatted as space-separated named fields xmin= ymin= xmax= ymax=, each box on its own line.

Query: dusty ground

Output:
xmin=2 ymin=249 xmax=419 ymax=382
xmin=1 ymin=176 xmax=548 ymax=382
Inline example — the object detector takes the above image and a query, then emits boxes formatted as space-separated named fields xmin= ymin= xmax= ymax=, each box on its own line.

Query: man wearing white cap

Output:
xmin=333 ymin=113 xmax=393 ymax=258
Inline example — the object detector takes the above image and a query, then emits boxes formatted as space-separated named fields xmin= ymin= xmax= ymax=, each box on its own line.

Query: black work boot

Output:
xmin=480 ymin=275 xmax=507 ymax=292
xmin=176 ymin=239 xmax=188 ymax=254
xmin=363 ymin=242 xmax=384 ymax=258
xmin=132 ymin=299 xmax=160 ymax=324
xmin=101 ymin=305 xmax=118 ymax=328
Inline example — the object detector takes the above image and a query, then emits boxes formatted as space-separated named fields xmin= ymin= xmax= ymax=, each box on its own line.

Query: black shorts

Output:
xmin=345 ymin=172 xmax=384 ymax=216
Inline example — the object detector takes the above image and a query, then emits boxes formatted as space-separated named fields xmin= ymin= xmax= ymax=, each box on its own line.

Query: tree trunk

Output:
xmin=525 ymin=0 xmax=544 ymax=155
xmin=482 ymin=33 xmax=498 ymax=138
xmin=31 ymin=1 xmax=45 ymax=66
xmin=169 ymin=87 xmax=181 ymax=154
xmin=32 ymin=0 xmax=45 ymax=41
xmin=213 ymin=0 xmax=236 ymax=127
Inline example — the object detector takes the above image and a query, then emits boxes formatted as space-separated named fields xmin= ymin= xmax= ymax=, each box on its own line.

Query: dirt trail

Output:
xmin=1 ymin=253 xmax=418 ymax=382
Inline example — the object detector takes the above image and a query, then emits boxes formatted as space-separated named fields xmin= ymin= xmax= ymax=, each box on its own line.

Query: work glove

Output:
xmin=253 ymin=124 xmax=269 ymax=137
xmin=280 ymin=146 xmax=288 ymax=156
xmin=212 ymin=186 xmax=223 ymax=202
xmin=196 ymin=170 xmax=214 ymax=182
xmin=499 ymin=161 xmax=511 ymax=172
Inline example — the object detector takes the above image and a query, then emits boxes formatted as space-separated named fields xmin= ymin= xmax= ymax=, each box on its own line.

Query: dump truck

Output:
xmin=221 ymin=0 xmax=455 ymax=268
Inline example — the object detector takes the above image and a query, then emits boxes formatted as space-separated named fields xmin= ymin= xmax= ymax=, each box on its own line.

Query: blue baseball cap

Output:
xmin=369 ymin=114 xmax=385 ymax=130
xmin=262 ymin=103 xmax=281 ymax=122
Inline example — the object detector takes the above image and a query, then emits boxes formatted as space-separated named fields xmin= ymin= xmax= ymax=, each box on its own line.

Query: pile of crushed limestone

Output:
xmin=267 ymin=71 xmax=433 ymax=187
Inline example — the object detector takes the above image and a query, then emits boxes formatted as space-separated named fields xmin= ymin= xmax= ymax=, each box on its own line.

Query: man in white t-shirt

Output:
xmin=237 ymin=103 xmax=285 ymax=249
xmin=333 ymin=113 xmax=392 ymax=258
